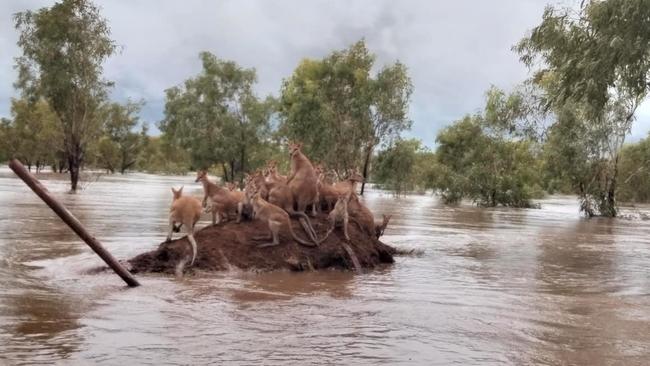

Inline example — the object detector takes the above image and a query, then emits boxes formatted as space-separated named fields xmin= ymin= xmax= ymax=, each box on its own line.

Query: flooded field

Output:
xmin=0 ymin=166 xmax=649 ymax=365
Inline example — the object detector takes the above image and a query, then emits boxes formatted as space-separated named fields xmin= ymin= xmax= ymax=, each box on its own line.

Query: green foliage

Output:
xmin=279 ymin=39 xmax=412 ymax=181
xmin=515 ymin=0 xmax=650 ymax=117
xmin=95 ymin=101 xmax=147 ymax=174
xmin=372 ymin=139 xmax=435 ymax=195
xmin=159 ymin=51 xmax=274 ymax=181
xmin=3 ymin=99 xmax=64 ymax=171
xmin=617 ymin=135 xmax=650 ymax=203
xmin=135 ymin=136 xmax=191 ymax=175
xmin=14 ymin=0 xmax=117 ymax=190
xmin=434 ymin=98 xmax=541 ymax=208
xmin=516 ymin=0 xmax=650 ymax=216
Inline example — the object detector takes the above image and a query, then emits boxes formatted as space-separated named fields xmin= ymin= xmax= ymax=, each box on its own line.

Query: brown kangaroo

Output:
xmin=166 ymin=186 xmax=202 ymax=266
xmin=322 ymin=191 xmax=352 ymax=241
xmin=285 ymin=142 xmax=319 ymax=217
xmin=333 ymin=169 xmax=364 ymax=197
xmin=314 ymin=164 xmax=339 ymax=212
xmin=195 ymin=170 xmax=244 ymax=224
xmin=347 ymin=193 xmax=376 ymax=237
xmin=249 ymin=182 xmax=317 ymax=248
xmin=255 ymin=169 xmax=319 ymax=242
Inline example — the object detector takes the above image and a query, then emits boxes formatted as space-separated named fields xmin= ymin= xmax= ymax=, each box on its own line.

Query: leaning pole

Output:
xmin=8 ymin=158 xmax=140 ymax=287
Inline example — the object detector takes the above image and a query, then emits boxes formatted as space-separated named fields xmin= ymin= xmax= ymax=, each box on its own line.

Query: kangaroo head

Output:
xmin=171 ymin=186 xmax=184 ymax=200
xmin=347 ymin=170 xmax=364 ymax=183
xmin=195 ymin=170 xmax=208 ymax=183
xmin=226 ymin=182 xmax=237 ymax=191
xmin=382 ymin=214 xmax=392 ymax=226
xmin=288 ymin=141 xmax=303 ymax=157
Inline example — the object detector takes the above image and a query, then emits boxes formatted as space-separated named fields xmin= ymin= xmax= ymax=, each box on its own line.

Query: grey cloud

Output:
xmin=2 ymin=0 xmax=648 ymax=144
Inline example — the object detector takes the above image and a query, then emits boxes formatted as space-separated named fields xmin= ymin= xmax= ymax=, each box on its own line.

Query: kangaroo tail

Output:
xmin=288 ymin=224 xmax=316 ymax=247
xmin=187 ymin=234 xmax=198 ymax=266
xmin=340 ymin=242 xmax=362 ymax=274
xmin=288 ymin=211 xmax=319 ymax=244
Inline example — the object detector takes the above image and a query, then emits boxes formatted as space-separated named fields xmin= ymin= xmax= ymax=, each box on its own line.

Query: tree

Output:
xmin=136 ymin=135 xmax=191 ymax=175
xmin=515 ymin=0 xmax=650 ymax=216
xmin=372 ymin=139 xmax=426 ymax=196
xmin=433 ymin=87 xmax=542 ymax=208
xmin=14 ymin=0 xmax=117 ymax=191
xmin=5 ymin=99 xmax=63 ymax=172
xmin=159 ymin=51 xmax=273 ymax=182
xmin=97 ymin=101 xmax=146 ymax=174
xmin=613 ymin=135 xmax=650 ymax=203
xmin=280 ymin=40 xmax=412 ymax=191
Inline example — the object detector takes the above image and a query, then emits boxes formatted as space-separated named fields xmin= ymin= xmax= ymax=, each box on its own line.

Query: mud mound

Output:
xmin=129 ymin=214 xmax=395 ymax=274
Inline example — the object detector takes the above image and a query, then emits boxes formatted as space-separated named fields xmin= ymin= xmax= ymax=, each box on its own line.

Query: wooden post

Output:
xmin=8 ymin=158 xmax=140 ymax=287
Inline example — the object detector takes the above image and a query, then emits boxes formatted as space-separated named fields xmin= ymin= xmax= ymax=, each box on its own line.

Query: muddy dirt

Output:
xmin=128 ymin=213 xmax=395 ymax=274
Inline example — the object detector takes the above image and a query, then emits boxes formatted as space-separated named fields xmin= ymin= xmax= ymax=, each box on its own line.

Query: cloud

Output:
xmin=2 ymin=0 xmax=648 ymax=145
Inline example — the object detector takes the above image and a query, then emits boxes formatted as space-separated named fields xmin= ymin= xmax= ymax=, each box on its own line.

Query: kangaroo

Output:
xmin=374 ymin=214 xmax=392 ymax=239
xmin=333 ymin=169 xmax=364 ymax=197
xmin=315 ymin=164 xmax=339 ymax=212
xmin=195 ymin=170 xmax=244 ymax=224
xmin=265 ymin=160 xmax=287 ymax=186
xmin=285 ymin=142 xmax=319 ymax=217
xmin=347 ymin=193 xmax=376 ymax=237
xmin=322 ymin=192 xmax=352 ymax=241
xmin=258 ymin=168 xmax=319 ymax=242
xmin=166 ymin=186 xmax=202 ymax=266
xmin=249 ymin=183 xmax=317 ymax=248
xmin=226 ymin=182 xmax=239 ymax=191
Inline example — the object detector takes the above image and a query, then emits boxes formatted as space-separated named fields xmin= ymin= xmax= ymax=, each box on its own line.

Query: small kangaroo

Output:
xmin=166 ymin=186 xmax=202 ymax=266
xmin=333 ymin=169 xmax=364 ymax=197
xmin=195 ymin=170 xmax=244 ymax=224
xmin=322 ymin=192 xmax=352 ymax=241
xmin=249 ymin=183 xmax=317 ymax=248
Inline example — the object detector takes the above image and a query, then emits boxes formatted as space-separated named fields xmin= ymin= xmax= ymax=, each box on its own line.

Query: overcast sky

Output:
xmin=1 ymin=0 xmax=649 ymax=146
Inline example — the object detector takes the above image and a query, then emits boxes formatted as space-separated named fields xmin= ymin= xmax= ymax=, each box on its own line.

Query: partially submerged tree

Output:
xmin=14 ymin=0 xmax=117 ymax=191
xmin=372 ymin=139 xmax=432 ymax=196
xmin=160 ymin=51 xmax=273 ymax=182
xmin=515 ymin=0 xmax=650 ymax=216
xmin=434 ymin=87 xmax=542 ymax=208
xmin=4 ymin=99 xmax=63 ymax=172
xmin=280 ymin=40 xmax=412 ymax=192
xmin=96 ymin=101 xmax=146 ymax=174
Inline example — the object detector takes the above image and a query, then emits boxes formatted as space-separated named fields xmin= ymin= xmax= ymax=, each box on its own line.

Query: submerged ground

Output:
xmin=0 ymin=166 xmax=649 ymax=365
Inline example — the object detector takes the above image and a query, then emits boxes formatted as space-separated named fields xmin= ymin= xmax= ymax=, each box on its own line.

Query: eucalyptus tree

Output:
xmin=160 ymin=52 xmax=273 ymax=182
xmin=97 ymin=101 xmax=147 ymax=174
xmin=14 ymin=0 xmax=117 ymax=191
xmin=280 ymin=40 xmax=412 ymax=193
xmin=515 ymin=0 xmax=650 ymax=216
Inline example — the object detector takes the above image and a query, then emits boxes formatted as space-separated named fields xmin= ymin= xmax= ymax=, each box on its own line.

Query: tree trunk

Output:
xmin=222 ymin=163 xmax=229 ymax=183
xmin=68 ymin=142 xmax=82 ymax=192
xmin=360 ymin=144 xmax=373 ymax=196
xmin=230 ymin=160 xmax=235 ymax=183
xmin=240 ymin=146 xmax=246 ymax=185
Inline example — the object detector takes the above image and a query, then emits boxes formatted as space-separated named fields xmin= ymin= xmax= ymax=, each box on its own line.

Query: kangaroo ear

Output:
xmin=171 ymin=187 xmax=177 ymax=194
xmin=178 ymin=186 xmax=184 ymax=194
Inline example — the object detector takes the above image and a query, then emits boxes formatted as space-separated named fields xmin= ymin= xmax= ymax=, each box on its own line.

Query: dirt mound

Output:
xmin=128 ymin=213 xmax=395 ymax=274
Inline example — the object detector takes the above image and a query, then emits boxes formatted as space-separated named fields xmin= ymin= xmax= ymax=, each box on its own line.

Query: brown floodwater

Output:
xmin=0 ymin=166 xmax=649 ymax=365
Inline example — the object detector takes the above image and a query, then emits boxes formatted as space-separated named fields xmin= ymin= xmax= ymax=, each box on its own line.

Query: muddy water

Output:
xmin=0 ymin=166 xmax=649 ymax=365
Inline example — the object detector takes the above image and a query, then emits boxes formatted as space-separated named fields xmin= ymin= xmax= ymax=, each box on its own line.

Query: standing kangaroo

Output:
xmin=195 ymin=170 xmax=244 ymax=224
xmin=285 ymin=142 xmax=319 ymax=217
xmin=249 ymin=170 xmax=319 ymax=243
xmin=166 ymin=186 xmax=202 ymax=266
xmin=333 ymin=170 xmax=364 ymax=197
xmin=249 ymin=183 xmax=317 ymax=248
xmin=322 ymin=192 xmax=352 ymax=241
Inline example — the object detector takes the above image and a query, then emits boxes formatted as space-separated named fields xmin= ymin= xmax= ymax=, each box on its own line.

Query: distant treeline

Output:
xmin=2 ymin=0 xmax=650 ymax=217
